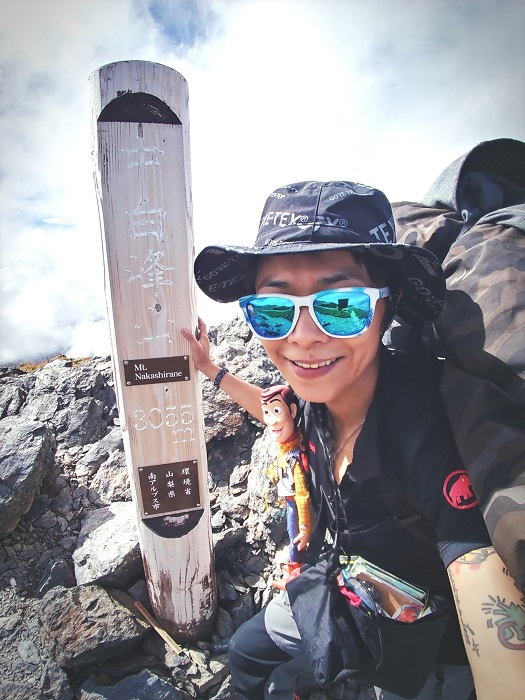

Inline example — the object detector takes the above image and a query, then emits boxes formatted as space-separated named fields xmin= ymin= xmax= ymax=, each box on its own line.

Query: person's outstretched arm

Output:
xmin=182 ymin=317 xmax=264 ymax=422
xmin=447 ymin=546 xmax=525 ymax=699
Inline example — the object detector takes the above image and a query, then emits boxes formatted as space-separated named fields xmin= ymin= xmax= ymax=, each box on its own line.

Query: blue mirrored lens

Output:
xmin=313 ymin=290 xmax=371 ymax=336
xmin=245 ymin=297 xmax=295 ymax=338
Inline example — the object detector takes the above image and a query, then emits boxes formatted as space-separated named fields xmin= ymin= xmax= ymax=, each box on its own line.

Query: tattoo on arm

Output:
xmin=450 ymin=548 xmax=525 ymax=653
xmin=482 ymin=595 xmax=525 ymax=651
xmin=453 ymin=547 xmax=496 ymax=569
xmin=448 ymin=566 xmax=480 ymax=656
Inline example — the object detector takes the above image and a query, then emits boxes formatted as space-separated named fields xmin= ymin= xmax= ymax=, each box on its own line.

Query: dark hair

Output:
xmin=351 ymin=251 xmax=400 ymax=332
xmin=260 ymin=384 xmax=299 ymax=415
xmin=240 ymin=257 xmax=260 ymax=297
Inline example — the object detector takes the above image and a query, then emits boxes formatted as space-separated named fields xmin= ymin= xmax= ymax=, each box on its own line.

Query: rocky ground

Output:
xmin=0 ymin=319 xmax=362 ymax=700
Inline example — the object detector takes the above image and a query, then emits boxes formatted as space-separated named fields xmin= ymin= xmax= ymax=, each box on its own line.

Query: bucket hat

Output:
xmin=194 ymin=181 xmax=446 ymax=324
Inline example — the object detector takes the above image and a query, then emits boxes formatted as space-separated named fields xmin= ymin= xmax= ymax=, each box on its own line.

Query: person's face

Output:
xmin=261 ymin=394 xmax=297 ymax=444
xmin=254 ymin=250 xmax=386 ymax=408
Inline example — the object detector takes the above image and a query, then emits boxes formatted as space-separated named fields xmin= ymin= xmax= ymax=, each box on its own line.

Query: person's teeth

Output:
xmin=295 ymin=359 xmax=335 ymax=369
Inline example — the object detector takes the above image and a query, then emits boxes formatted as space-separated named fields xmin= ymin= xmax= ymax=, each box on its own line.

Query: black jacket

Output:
xmin=300 ymin=346 xmax=491 ymax=664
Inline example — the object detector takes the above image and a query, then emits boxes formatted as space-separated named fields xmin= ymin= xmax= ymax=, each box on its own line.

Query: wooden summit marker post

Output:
xmin=90 ymin=61 xmax=217 ymax=641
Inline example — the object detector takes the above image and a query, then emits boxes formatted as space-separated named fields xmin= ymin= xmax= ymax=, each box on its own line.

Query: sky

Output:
xmin=1 ymin=0 xmax=524 ymax=365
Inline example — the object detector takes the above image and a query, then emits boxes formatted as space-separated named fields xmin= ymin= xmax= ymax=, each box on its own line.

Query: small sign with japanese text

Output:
xmin=138 ymin=460 xmax=200 ymax=517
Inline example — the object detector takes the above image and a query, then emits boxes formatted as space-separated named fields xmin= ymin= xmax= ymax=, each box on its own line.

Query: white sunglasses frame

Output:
xmin=239 ymin=286 xmax=390 ymax=340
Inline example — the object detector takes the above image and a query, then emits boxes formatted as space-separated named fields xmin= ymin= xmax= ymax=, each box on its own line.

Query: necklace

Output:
xmin=333 ymin=419 xmax=365 ymax=459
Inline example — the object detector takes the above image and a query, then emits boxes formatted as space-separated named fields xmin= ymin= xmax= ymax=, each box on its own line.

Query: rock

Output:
xmin=76 ymin=428 xmax=123 ymax=478
xmin=77 ymin=668 xmax=183 ymax=699
xmin=51 ymin=484 xmax=73 ymax=516
xmin=39 ymin=659 xmax=74 ymax=700
xmin=211 ymin=509 xmax=226 ymax=530
xmin=212 ymin=526 xmax=247 ymax=555
xmin=37 ymin=557 xmax=76 ymax=597
xmin=229 ymin=463 xmax=250 ymax=492
xmin=59 ymin=535 xmax=78 ymax=551
xmin=216 ymin=489 xmax=250 ymax=521
xmin=214 ymin=607 xmax=233 ymax=639
xmin=33 ymin=512 xmax=58 ymax=529
xmin=0 ymin=320 xmax=340 ymax=699
xmin=216 ymin=572 xmax=239 ymax=603
xmin=207 ymin=675 xmax=237 ymax=699
xmin=22 ymin=392 xmax=60 ymax=422
xmin=89 ymin=450 xmax=131 ymax=503
xmin=56 ymin=396 xmax=106 ymax=448
xmin=72 ymin=502 xmax=141 ymax=587
xmin=127 ymin=579 xmax=150 ymax=607
xmin=186 ymin=652 xmax=229 ymax=695
xmin=226 ymin=590 xmax=255 ymax=632
xmin=202 ymin=317 xmax=282 ymax=444
xmin=98 ymin=648 xmax=161 ymax=679
xmin=0 ymin=679 xmax=41 ymax=700
xmin=242 ymin=554 xmax=268 ymax=576
xmin=0 ymin=382 xmax=27 ymax=418
xmin=17 ymin=637 xmax=40 ymax=664
xmin=0 ymin=415 xmax=56 ymax=538
xmin=26 ymin=494 xmax=51 ymax=522
xmin=0 ymin=611 xmax=22 ymax=637
xmin=38 ymin=585 xmax=149 ymax=667
xmin=28 ymin=360 xmax=103 ymax=402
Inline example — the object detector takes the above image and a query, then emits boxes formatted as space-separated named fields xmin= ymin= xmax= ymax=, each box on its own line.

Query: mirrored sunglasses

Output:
xmin=239 ymin=287 xmax=390 ymax=340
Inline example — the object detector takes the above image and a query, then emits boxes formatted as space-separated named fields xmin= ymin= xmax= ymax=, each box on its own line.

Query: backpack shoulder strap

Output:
xmin=302 ymin=398 xmax=436 ymax=548
xmin=377 ymin=475 xmax=436 ymax=545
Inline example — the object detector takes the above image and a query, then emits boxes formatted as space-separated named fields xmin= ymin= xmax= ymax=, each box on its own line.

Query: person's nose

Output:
xmin=288 ymin=306 xmax=329 ymax=345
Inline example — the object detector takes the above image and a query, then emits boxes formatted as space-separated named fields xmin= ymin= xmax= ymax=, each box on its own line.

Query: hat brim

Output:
xmin=194 ymin=240 xmax=446 ymax=324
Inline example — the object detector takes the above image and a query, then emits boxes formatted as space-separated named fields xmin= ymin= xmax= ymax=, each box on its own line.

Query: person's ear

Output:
xmin=290 ymin=404 xmax=298 ymax=421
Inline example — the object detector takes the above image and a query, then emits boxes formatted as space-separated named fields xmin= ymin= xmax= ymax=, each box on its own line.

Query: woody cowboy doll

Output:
xmin=261 ymin=385 xmax=312 ymax=587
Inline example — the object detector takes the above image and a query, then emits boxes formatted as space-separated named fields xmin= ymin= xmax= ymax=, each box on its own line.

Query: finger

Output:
xmin=181 ymin=328 xmax=200 ymax=350
xmin=195 ymin=317 xmax=206 ymax=340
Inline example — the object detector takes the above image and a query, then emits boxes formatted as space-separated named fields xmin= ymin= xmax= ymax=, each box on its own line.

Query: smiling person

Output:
xmin=182 ymin=182 xmax=525 ymax=700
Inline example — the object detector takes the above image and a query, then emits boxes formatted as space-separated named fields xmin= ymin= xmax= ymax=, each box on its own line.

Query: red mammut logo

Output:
xmin=443 ymin=470 xmax=478 ymax=509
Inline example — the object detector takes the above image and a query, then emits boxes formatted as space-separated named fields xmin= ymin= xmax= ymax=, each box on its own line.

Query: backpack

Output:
xmin=389 ymin=138 xmax=525 ymax=595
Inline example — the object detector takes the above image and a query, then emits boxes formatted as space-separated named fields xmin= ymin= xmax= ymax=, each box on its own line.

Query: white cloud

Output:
xmin=65 ymin=317 xmax=112 ymax=360
xmin=1 ymin=0 xmax=524 ymax=364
